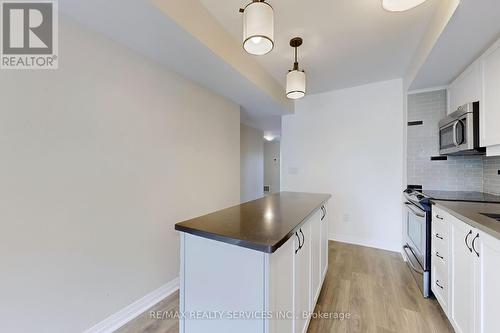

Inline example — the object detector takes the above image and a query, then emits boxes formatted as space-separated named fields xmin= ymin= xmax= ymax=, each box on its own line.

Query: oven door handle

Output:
xmin=404 ymin=202 xmax=426 ymax=218
xmin=403 ymin=245 xmax=424 ymax=275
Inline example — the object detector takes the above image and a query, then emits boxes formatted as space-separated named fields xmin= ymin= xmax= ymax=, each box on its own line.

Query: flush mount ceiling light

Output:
xmin=239 ymin=0 xmax=274 ymax=56
xmin=264 ymin=135 xmax=274 ymax=141
xmin=286 ymin=37 xmax=306 ymax=100
xmin=382 ymin=0 xmax=427 ymax=12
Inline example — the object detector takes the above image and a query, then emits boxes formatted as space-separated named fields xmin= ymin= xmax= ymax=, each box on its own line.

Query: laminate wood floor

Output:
xmin=115 ymin=241 xmax=454 ymax=333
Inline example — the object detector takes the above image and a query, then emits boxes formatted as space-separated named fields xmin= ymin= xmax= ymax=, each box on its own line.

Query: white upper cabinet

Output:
xmin=481 ymin=39 xmax=500 ymax=148
xmin=446 ymin=37 xmax=500 ymax=155
xmin=448 ymin=60 xmax=482 ymax=115
xmin=486 ymin=145 xmax=500 ymax=156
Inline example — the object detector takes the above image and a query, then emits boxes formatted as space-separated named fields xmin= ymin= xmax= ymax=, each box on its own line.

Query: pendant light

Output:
xmin=286 ymin=37 xmax=306 ymax=100
xmin=382 ymin=0 xmax=427 ymax=12
xmin=240 ymin=0 xmax=274 ymax=56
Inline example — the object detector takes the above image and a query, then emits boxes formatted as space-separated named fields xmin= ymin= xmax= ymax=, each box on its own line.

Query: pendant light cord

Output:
xmin=294 ymin=47 xmax=299 ymax=71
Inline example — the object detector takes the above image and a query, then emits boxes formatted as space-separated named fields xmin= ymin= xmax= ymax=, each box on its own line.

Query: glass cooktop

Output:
xmin=421 ymin=190 xmax=500 ymax=204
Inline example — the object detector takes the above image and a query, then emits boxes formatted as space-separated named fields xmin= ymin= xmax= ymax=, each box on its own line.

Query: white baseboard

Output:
xmin=84 ymin=277 xmax=179 ymax=333
xmin=329 ymin=233 xmax=401 ymax=253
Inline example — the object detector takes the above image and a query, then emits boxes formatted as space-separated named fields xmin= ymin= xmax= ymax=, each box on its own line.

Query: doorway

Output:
xmin=264 ymin=140 xmax=280 ymax=195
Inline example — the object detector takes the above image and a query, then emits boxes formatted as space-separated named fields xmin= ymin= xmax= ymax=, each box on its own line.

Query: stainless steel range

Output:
xmin=402 ymin=188 xmax=500 ymax=298
xmin=403 ymin=188 xmax=432 ymax=298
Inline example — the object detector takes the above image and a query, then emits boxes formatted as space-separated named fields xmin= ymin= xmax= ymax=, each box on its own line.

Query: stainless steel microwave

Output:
xmin=439 ymin=102 xmax=485 ymax=155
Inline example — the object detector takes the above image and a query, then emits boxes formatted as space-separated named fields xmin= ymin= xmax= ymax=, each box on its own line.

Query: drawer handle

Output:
xmin=295 ymin=232 xmax=301 ymax=254
xmin=472 ymin=233 xmax=480 ymax=258
xmin=436 ymin=280 xmax=444 ymax=290
xmin=436 ymin=252 xmax=444 ymax=260
xmin=436 ymin=214 xmax=444 ymax=221
xmin=465 ymin=230 xmax=473 ymax=253
xmin=435 ymin=233 xmax=444 ymax=240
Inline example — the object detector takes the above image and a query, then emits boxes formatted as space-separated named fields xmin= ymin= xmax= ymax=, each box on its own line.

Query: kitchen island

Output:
xmin=175 ymin=192 xmax=331 ymax=333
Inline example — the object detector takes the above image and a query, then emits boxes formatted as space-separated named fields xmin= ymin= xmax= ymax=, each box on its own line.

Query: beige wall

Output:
xmin=240 ymin=124 xmax=264 ymax=202
xmin=0 ymin=17 xmax=240 ymax=333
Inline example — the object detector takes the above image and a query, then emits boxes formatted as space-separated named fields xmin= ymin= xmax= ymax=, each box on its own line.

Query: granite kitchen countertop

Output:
xmin=175 ymin=191 xmax=331 ymax=253
xmin=432 ymin=200 xmax=500 ymax=240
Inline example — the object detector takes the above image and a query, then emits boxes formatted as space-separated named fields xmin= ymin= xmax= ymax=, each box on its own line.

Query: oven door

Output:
xmin=404 ymin=202 xmax=426 ymax=269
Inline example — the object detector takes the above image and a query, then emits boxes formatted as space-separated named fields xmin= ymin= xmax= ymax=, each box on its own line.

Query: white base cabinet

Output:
xmin=294 ymin=219 xmax=311 ymax=333
xmin=432 ymin=205 xmax=500 ymax=333
xmin=450 ymin=215 xmax=476 ymax=333
xmin=431 ymin=207 xmax=451 ymax=313
xmin=310 ymin=209 xmax=320 ymax=310
xmin=475 ymin=231 xmax=500 ymax=333
xmin=179 ymin=201 xmax=329 ymax=333
xmin=320 ymin=205 xmax=328 ymax=281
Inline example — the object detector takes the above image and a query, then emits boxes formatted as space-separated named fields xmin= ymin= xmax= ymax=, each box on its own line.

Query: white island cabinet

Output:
xmin=175 ymin=192 xmax=330 ymax=333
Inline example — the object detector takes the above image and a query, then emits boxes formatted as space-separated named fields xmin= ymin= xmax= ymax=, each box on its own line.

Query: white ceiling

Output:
xmin=411 ymin=0 xmax=500 ymax=90
xmin=59 ymin=0 xmax=292 ymax=128
xmin=59 ymin=0 xmax=496 ymax=136
xmin=240 ymin=109 xmax=281 ymax=141
xmin=199 ymin=0 xmax=438 ymax=94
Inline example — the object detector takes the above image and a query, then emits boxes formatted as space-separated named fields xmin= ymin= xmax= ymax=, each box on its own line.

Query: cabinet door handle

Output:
xmin=436 ymin=280 xmax=444 ymax=290
xmin=320 ymin=205 xmax=326 ymax=221
xmin=435 ymin=233 xmax=443 ymax=240
xmin=299 ymin=229 xmax=305 ymax=248
xmin=472 ymin=233 xmax=480 ymax=258
xmin=436 ymin=214 xmax=444 ymax=220
xmin=465 ymin=230 xmax=473 ymax=253
xmin=295 ymin=232 xmax=301 ymax=254
xmin=436 ymin=252 xmax=444 ymax=260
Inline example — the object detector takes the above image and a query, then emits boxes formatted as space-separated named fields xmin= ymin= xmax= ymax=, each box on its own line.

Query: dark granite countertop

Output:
xmin=175 ymin=192 xmax=331 ymax=253
xmin=432 ymin=200 xmax=500 ymax=240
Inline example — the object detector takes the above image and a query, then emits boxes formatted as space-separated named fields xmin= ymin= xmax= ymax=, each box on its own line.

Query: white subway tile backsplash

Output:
xmin=484 ymin=156 xmax=500 ymax=195
xmin=407 ymin=90 xmax=488 ymax=192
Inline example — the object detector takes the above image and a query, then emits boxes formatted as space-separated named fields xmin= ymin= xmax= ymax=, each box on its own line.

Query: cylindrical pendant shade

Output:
xmin=286 ymin=70 xmax=306 ymax=100
xmin=382 ymin=0 xmax=427 ymax=12
xmin=243 ymin=1 xmax=274 ymax=56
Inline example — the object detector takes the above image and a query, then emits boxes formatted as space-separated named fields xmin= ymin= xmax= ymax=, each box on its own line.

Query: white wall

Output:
xmin=264 ymin=141 xmax=280 ymax=193
xmin=281 ymin=79 xmax=404 ymax=252
xmin=240 ymin=124 xmax=264 ymax=202
xmin=0 ymin=17 xmax=240 ymax=333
